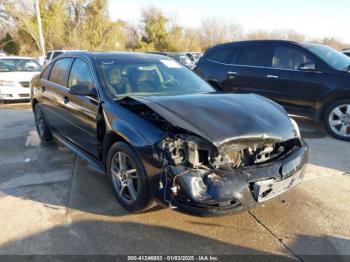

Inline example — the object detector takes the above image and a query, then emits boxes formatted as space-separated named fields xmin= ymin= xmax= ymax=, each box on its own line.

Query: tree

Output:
xmin=0 ymin=32 xmax=19 ymax=54
xmin=140 ymin=6 xmax=169 ymax=51
xmin=199 ymin=17 xmax=243 ymax=49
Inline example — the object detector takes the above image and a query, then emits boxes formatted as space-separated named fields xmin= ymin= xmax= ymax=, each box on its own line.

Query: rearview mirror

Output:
xmin=69 ymin=84 xmax=97 ymax=97
xmin=298 ymin=62 xmax=317 ymax=72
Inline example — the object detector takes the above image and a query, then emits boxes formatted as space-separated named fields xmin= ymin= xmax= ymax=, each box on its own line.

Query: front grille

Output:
xmin=20 ymin=81 xmax=30 ymax=88
xmin=19 ymin=94 xmax=29 ymax=97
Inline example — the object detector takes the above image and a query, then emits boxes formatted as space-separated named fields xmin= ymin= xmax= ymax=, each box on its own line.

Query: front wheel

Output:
xmin=106 ymin=142 xmax=153 ymax=213
xmin=324 ymin=99 xmax=350 ymax=141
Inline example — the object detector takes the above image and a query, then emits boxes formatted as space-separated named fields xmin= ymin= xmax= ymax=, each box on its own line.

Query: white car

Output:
xmin=0 ymin=56 xmax=42 ymax=102
xmin=45 ymin=50 xmax=86 ymax=66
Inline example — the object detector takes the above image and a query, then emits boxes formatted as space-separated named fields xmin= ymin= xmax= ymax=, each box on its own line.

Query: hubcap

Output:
xmin=329 ymin=104 xmax=350 ymax=138
xmin=111 ymin=151 xmax=139 ymax=203
xmin=35 ymin=109 xmax=45 ymax=136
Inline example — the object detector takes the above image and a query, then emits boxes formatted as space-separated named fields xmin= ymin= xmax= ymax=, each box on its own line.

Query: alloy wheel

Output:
xmin=328 ymin=104 xmax=350 ymax=138
xmin=110 ymin=151 xmax=139 ymax=203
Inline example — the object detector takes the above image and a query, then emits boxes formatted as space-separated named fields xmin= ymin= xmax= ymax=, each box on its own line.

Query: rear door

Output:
xmin=271 ymin=44 xmax=327 ymax=110
xmin=64 ymin=58 xmax=99 ymax=157
xmin=197 ymin=45 xmax=238 ymax=92
xmin=231 ymin=44 xmax=278 ymax=97
xmin=41 ymin=57 xmax=73 ymax=134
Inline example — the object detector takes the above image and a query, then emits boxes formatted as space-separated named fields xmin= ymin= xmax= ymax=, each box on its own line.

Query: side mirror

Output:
xmin=298 ymin=62 xmax=317 ymax=72
xmin=69 ymin=84 xmax=97 ymax=97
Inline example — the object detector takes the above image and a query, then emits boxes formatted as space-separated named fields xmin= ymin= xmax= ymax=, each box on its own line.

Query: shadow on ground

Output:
xmin=0 ymin=220 xmax=349 ymax=261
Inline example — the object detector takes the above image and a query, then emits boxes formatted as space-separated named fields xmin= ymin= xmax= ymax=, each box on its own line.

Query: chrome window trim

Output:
xmin=206 ymin=58 xmax=322 ymax=73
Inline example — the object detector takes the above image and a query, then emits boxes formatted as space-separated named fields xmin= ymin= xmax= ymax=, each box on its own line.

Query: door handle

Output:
xmin=228 ymin=71 xmax=238 ymax=79
xmin=63 ymin=96 xmax=69 ymax=104
xmin=266 ymin=75 xmax=279 ymax=79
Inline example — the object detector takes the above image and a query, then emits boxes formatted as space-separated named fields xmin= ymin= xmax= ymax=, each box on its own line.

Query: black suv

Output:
xmin=194 ymin=40 xmax=350 ymax=141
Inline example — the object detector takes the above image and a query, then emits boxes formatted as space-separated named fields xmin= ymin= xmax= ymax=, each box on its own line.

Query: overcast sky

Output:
xmin=108 ymin=0 xmax=350 ymax=42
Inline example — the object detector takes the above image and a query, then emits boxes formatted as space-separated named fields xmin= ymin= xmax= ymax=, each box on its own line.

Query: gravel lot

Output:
xmin=0 ymin=102 xmax=349 ymax=260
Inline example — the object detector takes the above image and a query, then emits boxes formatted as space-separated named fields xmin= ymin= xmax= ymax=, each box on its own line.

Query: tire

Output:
xmin=106 ymin=142 xmax=153 ymax=213
xmin=34 ymin=104 xmax=53 ymax=142
xmin=324 ymin=99 xmax=350 ymax=141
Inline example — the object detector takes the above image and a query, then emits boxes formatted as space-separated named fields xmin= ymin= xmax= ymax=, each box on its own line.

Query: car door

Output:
xmin=199 ymin=45 xmax=238 ymax=92
xmin=229 ymin=44 xmax=279 ymax=97
xmin=64 ymin=58 xmax=99 ymax=157
xmin=41 ymin=57 xmax=73 ymax=134
xmin=271 ymin=44 xmax=327 ymax=110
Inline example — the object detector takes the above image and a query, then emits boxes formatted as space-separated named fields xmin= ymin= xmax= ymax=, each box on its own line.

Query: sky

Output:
xmin=108 ymin=0 xmax=350 ymax=42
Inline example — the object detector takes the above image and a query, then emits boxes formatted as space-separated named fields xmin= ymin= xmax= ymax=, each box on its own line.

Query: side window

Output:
xmin=52 ymin=51 xmax=63 ymax=59
xmin=272 ymin=46 xmax=314 ymax=70
xmin=49 ymin=58 xmax=72 ymax=86
xmin=46 ymin=52 xmax=52 ymax=60
xmin=41 ymin=64 xmax=52 ymax=80
xmin=237 ymin=46 xmax=271 ymax=67
xmin=206 ymin=47 xmax=236 ymax=63
xmin=68 ymin=59 xmax=94 ymax=90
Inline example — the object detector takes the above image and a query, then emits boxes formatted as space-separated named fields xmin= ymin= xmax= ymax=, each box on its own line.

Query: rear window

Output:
xmin=49 ymin=58 xmax=72 ymax=86
xmin=237 ymin=46 xmax=271 ymax=67
xmin=206 ymin=46 xmax=236 ymax=63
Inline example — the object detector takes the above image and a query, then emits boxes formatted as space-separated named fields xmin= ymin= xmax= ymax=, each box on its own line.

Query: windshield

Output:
xmin=96 ymin=58 xmax=214 ymax=98
xmin=0 ymin=59 xmax=42 ymax=72
xmin=304 ymin=44 xmax=350 ymax=71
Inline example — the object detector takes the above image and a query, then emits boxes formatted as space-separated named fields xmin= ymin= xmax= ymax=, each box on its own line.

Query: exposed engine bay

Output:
xmin=116 ymin=96 xmax=307 ymax=214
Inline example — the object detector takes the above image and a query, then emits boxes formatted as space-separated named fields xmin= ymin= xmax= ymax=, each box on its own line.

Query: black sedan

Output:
xmin=31 ymin=52 xmax=308 ymax=216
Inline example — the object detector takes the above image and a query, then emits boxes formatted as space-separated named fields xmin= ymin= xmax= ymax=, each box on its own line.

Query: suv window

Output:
xmin=206 ymin=46 xmax=236 ymax=63
xmin=272 ymin=46 xmax=314 ymax=70
xmin=52 ymin=51 xmax=64 ymax=59
xmin=237 ymin=46 xmax=270 ymax=67
xmin=49 ymin=58 xmax=72 ymax=86
xmin=46 ymin=52 xmax=52 ymax=60
xmin=68 ymin=59 xmax=94 ymax=90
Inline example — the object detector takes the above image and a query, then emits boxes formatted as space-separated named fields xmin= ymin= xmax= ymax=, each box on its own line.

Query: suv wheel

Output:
xmin=106 ymin=142 xmax=153 ymax=212
xmin=324 ymin=99 xmax=350 ymax=141
xmin=34 ymin=104 xmax=53 ymax=142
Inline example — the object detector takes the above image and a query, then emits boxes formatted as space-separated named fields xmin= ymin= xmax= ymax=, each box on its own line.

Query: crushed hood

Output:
xmin=132 ymin=93 xmax=297 ymax=148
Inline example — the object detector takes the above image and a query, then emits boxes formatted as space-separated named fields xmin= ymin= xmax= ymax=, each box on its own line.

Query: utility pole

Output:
xmin=35 ymin=0 xmax=46 ymax=57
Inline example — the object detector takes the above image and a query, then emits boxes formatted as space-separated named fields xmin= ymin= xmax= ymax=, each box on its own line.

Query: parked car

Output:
xmin=147 ymin=52 xmax=194 ymax=68
xmin=186 ymin=52 xmax=202 ymax=62
xmin=0 ymin=56 xmax=42 ymax=102
xmin=31 ymin=51 xmax=307 ymax=216
xmin=194 ymin=40 xmax=350 ymax=141
xmin=343 ymin=49 xmax=350 ymax=57
xmin=45 ymin=50 xmax=86 ymax=66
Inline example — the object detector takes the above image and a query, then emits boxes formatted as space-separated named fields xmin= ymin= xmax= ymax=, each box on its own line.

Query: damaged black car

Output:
xmin=31 ymin=52 xmax=308 ymax=216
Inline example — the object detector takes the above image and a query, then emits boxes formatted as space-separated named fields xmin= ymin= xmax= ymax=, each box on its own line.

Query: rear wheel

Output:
xmin=34 ymin=104 xmax=53 ymax=142
xmin=324 ymin=99 xmax=350 ymax=141
xmin=106 ymin=142 xmax=153 ymax=212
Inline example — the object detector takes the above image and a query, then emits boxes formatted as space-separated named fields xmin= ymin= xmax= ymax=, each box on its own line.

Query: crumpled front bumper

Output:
xmin=169 ymin=140 xmax=308 ymax=216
